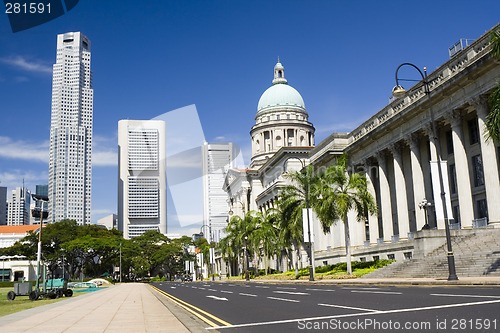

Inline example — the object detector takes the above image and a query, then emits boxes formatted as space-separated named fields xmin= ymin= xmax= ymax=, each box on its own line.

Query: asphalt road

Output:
xmin=151 ymin=281 xmax=500 ymax=333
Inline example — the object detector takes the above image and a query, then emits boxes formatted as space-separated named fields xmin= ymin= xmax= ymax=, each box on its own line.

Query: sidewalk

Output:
xmin=244 ymin=276 xmax=500 ymax=286
xmin=0 ymin=283 xmax=206 ymax=333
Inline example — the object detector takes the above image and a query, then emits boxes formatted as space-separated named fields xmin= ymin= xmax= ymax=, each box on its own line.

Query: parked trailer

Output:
xmin=7 ymin=278 xmax=73 ymax=301
xmin=6 ymin=281 xmax=33 ymax=300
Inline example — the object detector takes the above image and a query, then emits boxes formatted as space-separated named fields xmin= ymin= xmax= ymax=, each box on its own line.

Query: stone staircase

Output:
xmin=362 ymin=228 xmax=500 ymax=279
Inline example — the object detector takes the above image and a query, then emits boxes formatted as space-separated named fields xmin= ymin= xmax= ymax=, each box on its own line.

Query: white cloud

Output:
xmin=0 ymin=136 xmax=48 ymax=163
xmin=92 ymin=150 xmax=117 ymax=167
xmin=0 ymin=135 xmax=118 ymax=167
xmin=0 ymin=55 xmax=52 ymax=74
xmin=0 ymin=169 xmax=48 ymax=191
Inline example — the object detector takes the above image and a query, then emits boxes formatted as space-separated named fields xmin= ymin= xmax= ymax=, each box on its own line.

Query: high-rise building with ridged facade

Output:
xmin=48 ymin=32 xmax=93 ymax=225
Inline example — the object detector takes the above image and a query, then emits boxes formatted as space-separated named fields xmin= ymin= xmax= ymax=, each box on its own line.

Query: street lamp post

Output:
xmin=119 ymin=242 xmax=122 ymax=283
xmin=244 ymin=236 xmax=249 ymax=281
xmin=283 ymin=156 xmax=314 ymax=282
xmin=31 ymin=194 xmax=49 ymax=292
xmin=392 ymin=63 xmax=458 ymax=281
xmin=200 ymin=224 xmax=215 ymax=281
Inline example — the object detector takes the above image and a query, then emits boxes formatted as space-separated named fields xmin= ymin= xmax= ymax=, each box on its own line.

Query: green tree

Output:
xmin=129 ymin=230 xmax=168 ymax=278
xmin=223 ymin=211 xmax=257 ymax=277
xmin=218 ymin=236 xmax=238 ymax=277
xmin=279 ymin=165 xmax=319 ymax=276
xmin=252 ymin=210 xmax=279 ymax=275
xmin=313 ymin=155 xmax=377 ymax=275
xmin=485 ymin=28 xmax=500 ymax=143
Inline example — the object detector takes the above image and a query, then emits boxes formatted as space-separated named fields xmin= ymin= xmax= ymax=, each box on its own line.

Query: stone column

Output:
xmin=449 ymin=110 xmax=474 ymax=228
xmin=376 ymin=151 xmax=393 ymax=242
xmin=406 ymin=134 xmax=427 ymax=230
xmin=389 ymin=144 xmax=409 ymax=240
xmin=423 ymin=123 xmax=450 ymax=230
xmin=363 ymin=159 xmax=380 ymax=245
xmin=474 ymin=96 xmax=500 ymax=225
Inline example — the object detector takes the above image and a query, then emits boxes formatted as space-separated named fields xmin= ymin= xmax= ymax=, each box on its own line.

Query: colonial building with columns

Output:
xmin=224 ymin=23 xmax=500 ymax=271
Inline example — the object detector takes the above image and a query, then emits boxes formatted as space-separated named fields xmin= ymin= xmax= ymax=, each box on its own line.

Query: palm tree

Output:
xmin=252 ymin=209 xmax=279 ymax=275
xmin=279 ymin=165 xmax=319 ymax=276
xmin=485 ymin=28 xmax=500 ymax=143
xmin=217 ymin=236 xmax=237 ymax=277
xmin=313 ymin=155 xmax=377 ymax=275
xmin=223 ymin=211 xmax=257 ymax=277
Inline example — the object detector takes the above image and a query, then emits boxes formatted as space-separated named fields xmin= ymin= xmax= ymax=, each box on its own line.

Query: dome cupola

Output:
xmin=250 ymin=59 xmax=315 ymax=168
xmin=257 ymin=59 xmax=306 ymax=115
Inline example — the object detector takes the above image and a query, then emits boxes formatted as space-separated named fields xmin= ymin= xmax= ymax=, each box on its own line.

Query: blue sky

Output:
xmin=1 ymin=1 xmax=499 ymax=236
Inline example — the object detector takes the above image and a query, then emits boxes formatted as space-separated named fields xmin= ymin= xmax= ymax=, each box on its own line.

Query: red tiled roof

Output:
xmin=0 ymin=225 xmax=40 ymax=234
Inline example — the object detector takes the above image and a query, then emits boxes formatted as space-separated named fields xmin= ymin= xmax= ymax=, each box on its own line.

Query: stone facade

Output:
xmin=224 ymin=23 xmax=500 ymax=271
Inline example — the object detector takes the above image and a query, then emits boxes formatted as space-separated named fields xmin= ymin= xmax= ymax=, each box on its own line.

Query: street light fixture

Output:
xmin=418 ymin=199 xmax=432 ymax=230
xmin=283 ymin=156 xmax=314 ymax=282
xmin=200 ymin=224 xmax=215 ymax=281
xmin=392 ymin=63 xmax=458 ymax=281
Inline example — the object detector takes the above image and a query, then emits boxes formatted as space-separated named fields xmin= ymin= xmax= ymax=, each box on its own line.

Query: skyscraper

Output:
xmin=202 ymin=142 xmax=234 ymax=243
xmin=7 ymin=187 xmax=30 ymax=226
xmin=118 ymin=120 xmax=167 ymax=239
xmin=0 ymin=186 xmax=8 ymax=226
xmin=48 ymin=32 xmax=93 ymax=225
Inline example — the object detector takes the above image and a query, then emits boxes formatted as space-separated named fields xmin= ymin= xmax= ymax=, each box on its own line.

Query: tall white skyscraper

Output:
xmin=7 ymin=187 xmax=30 ymax=226
xmin=202 ymin=142 xmax=234 ymax=243
xmin=48 ymin=32 xmax=93 ymax=225
xmin=118 ymin=120 xmax=167 ymax=239
xmin=0 ymin=186 xmax=7 ymax=226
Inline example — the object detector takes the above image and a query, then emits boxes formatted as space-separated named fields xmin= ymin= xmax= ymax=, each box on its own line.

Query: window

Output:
xmin=449 ymin=164 xmax=457 ymax=194
xmin=472 ymin=154 xmax=485 ymax=187
xmin=468 ymin=119 xmax=480 ymax=145
xmin=452 ymin=205 xmax=460 ymax=224
xmin=446 ymin=130 xmax=454 ymax=155
xmin=477 ymin=199 xmax=488 ymax=219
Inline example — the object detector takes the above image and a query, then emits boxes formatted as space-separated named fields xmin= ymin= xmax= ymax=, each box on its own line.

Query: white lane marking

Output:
xmin=306 ymin=288 xmax=335 ymax=292
xmin=206 ymin=295 xmax=228 ymax=301
xmin=431 ymin=293 xmax=500 ymax=299
xmin=276 ymin=286 xmax=297 ymax=290
xmin=220 ymin=290 xmax=233 ymax=294
xmin=342 ymin=287 xmax=381 ymax=290
xmin=255 ymin=286 xmax=270 ymax=288
xmin=318 ymin=303 xmax=378 ymax=312
xmin=227 ymin=284 xmax=236 ymax=287
xmin=273 ymin=291 xmax=310 ymax=296
xmin=267 ymin=296 xmax=300 ymax=303
xmin=191 ymin=286 xmax=198 ymax=289
xmin=239 ymin=293 xmax=257 ymax=297
xmin=170 ymin=287 xmax=176 ymax=289
xmin=198 ymin=287 xmax=206 ymax=290
xmin=208 ymin=288 xmax=217 ymax=292
xmin=350 ymin=290 xmax=402 ymax=295
xmin=207 ymin=299 xmax=500 ymax=330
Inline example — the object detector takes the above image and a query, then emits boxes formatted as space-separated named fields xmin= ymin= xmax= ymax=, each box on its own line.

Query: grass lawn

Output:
xmin=0 ymin=287 xmax=74 ymax=317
